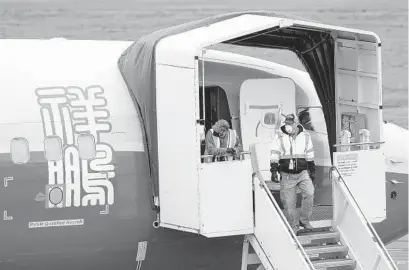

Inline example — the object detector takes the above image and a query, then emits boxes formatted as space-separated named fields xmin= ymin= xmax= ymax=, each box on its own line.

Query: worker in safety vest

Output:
xmin=204 ymin=119 xmax=242 ymax=162
xmin=270 ymin=113 xmax=316 ymax=233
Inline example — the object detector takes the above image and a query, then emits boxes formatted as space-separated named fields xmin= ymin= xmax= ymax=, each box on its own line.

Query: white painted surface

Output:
xmin=199 ymin=160 xmax=254 ymax=237
xmin=332 ymin=170 xmax=397 ymax=270
xmin=240 ymin=78 xmax=296 ymax=151
xmin=156 ymin=15 xmax=284 ymax=68
xmin=0 ymin=39 xmax=144 ymax=153
xmin=249 ymin=142 xmax=282 ymax=191
xmin=383 ymin=122 xmax=409 ymax=174
xmin=249 ymin=143 xmax=274 ymax=181
xmin=156 ymin=64 xmax=200 ymax=231
xmin=334 ymin=149 xmax=386 ymax=222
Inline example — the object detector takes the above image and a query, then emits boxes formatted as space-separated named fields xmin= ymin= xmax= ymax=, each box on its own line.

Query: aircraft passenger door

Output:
xmin=239 ymin=78 xmax=296 ymax=151
xmin=334 ymin=37 xmax=386 ymax=222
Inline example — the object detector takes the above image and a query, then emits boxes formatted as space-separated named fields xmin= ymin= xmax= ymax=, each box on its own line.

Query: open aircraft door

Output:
xmin=239 ymin=78 xmax=296 ymax=151
xmin=332 ymin=34 xmax=386 ymax=223
xmin=154 ymin=15 xmax=290 ymax=236
xmin=154 ymin=11 xmax=385 ymax=239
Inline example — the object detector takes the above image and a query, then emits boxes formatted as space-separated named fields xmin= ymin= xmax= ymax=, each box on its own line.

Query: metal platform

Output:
xmin=292 ymin=205 xmax=334 ymax=222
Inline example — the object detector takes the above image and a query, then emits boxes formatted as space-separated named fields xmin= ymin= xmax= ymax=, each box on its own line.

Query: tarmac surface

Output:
xmin=387 ymin=234 xmax=408 ymax=270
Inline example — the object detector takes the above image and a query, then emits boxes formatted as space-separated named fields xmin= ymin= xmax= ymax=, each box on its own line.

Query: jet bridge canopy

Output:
xmin=117 ymin=11 xmax=382 ymax=234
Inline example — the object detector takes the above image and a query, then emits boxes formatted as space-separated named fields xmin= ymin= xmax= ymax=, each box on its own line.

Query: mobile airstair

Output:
xmin=240 ymin=138 xmax=398 ymax=270
xmin=145 ymin=12 xmax=399 ymax=269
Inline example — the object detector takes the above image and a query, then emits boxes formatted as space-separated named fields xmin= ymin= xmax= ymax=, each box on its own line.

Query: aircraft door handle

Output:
xmin=388 ymin=157 xmax=404 ymax=164
xmin=390 ymin=179 xmax=403 ymax=184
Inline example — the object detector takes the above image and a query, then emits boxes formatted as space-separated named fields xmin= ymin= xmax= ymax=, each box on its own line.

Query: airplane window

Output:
xmin=298 ymin=107 xmax=327 ymax=135
xmin=44 ymin=136 xmax=63 ymax=161
xmin=77 ymin=134 xmax=96 ymax=160
xmin=10 ymin=137 xmax=30 ymax=164
xmin=263 ymin=112 xmax=276 ymax=126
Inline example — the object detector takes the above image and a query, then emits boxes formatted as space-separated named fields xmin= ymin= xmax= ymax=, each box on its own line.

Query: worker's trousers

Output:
xmin=280 ymin=170 xmax=315 ymax=230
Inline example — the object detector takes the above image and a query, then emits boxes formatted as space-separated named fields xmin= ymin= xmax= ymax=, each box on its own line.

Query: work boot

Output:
xmin=299 ymin=221 xmax=313 ymax=230
xmin=291 ymin=225 xmax=299 ymax=235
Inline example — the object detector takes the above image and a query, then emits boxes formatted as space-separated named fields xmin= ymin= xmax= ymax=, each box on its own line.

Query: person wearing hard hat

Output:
xmin=204 ymin=119 xmax=242 ymax=162
xmin=270 ymin=113 xmax=316 ymax=234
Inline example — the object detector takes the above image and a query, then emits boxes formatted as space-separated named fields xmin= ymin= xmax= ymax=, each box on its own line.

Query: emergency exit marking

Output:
xmin=100 ymin=205 xmax=109 ymax=215
xmin=3 ymin=210 xmax=13 ymax=221
xmin=4 ymin=176 xmax=13 ymax=187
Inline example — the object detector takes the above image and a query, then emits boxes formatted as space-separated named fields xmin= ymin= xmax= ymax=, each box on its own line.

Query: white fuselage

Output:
xmin=0 ymin=38 xmax=406 ymax=270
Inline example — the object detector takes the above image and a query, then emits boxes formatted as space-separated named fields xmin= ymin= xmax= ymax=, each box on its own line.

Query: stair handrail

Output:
xmin=252 ymin=172 xmax=315 ymax=270
xmin=330 ymin=166 xmax=398 ymax=269
xmin=332 ymin=141 xmax=385 ymax=148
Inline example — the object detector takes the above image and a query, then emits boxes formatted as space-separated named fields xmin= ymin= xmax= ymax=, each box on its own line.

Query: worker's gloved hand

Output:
xmin=271 ymin=172 xmax=279 ymax=183
xmin=226 ymin=148 xmax=235 ymax=155
xmin=270 ymin=162 xmax=279 ymax=183
xmin=309 ymin=171 xmax=316 ymax=183
xmin=309 ymin=171 xmax=316 ymax=190
xmin=307 ymin=161 xmax=316 ymax=183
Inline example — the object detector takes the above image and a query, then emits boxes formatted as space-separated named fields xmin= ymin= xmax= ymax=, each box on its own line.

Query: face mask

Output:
xmin=218 ymin=130 xmax=227 ymax=138
xmin=285 ymin=124 xmax=293 ymax=134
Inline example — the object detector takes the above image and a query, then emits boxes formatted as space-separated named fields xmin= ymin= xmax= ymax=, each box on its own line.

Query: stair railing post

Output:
xmin=241 ymin=236 xmax=250 ymax=270
xmin=359 ymin=129 xmax=370 ymax=150
xmin=339 ymin=130 xmax=351 ymax=152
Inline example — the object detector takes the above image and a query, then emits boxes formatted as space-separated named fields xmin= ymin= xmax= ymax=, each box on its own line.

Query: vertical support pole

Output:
xmin=359 ymin=129 xmax=370 ymax=150
xmin=201 ymin=49 xmax=206 ymax=124
xmin=241 ymin=236 xmax=250 ymax=270
xmin=339 ymin=130 xmax=351 ymax=152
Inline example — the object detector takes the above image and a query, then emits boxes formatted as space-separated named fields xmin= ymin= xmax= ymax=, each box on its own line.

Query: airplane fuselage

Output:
xmin=0 ymin=38 xmax=406 ymax=270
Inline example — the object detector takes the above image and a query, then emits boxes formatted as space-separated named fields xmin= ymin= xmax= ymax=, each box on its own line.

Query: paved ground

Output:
xmin=387 ymin=234 xmax=408 ymax=270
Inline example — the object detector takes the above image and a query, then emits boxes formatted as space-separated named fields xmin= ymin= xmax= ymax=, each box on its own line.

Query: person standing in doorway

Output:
xmin=270 ymin=114 xmax=316 ymax=234
xmin=204 ymin=119 xmax=242 ymax=162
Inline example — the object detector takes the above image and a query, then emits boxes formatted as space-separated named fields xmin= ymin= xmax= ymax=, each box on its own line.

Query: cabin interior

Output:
xmin=190 ymin=44 xmax=383 ymax=219
xmin=196 ymin=50 xmax=370 ymax=160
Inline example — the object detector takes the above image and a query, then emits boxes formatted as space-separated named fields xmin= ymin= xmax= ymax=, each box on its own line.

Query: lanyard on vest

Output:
xmin=289 ymin=135 xmax=293 ymax=156
xmin=289 ymin=135 xmax=294 ymax=169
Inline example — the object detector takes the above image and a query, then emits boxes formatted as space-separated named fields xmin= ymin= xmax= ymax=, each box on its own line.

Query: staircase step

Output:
xmin=297 ymin=226 xmax=334 ymax=235
xmin=297 ymin=231 xmax=340 ymax=246
xmin=312 ymin=258 xmax=356 ymax=269
xmin=304 ymin=244 xmax=349 ymax=260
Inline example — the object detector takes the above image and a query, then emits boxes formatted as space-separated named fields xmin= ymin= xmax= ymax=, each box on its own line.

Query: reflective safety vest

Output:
xmin=210 ymin=129 xmax=237 ymax=149
xmin=204 ymin=129 xmax=237 ymax=163
xmin=270 ymin=128 xmax=314 ymax=163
